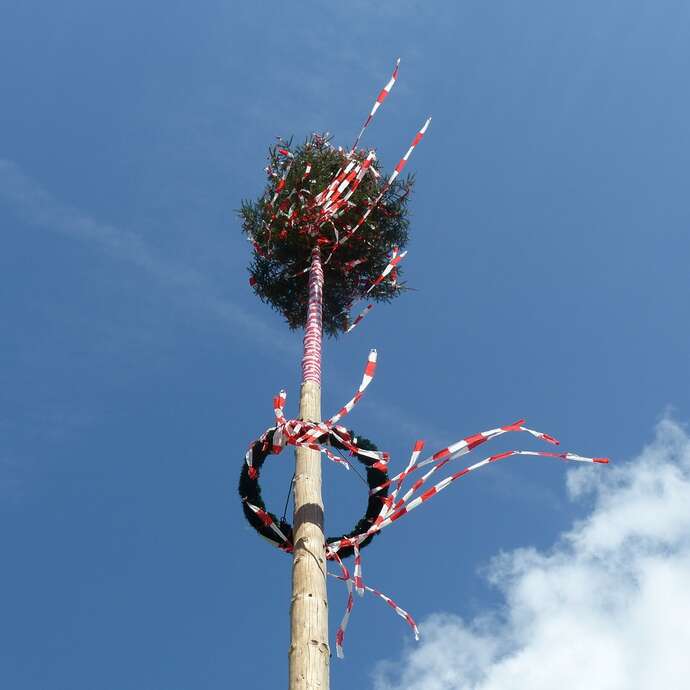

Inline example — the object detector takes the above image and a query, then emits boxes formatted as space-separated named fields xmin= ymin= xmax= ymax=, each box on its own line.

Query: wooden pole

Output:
xmin=288 ymin=247 xmax=329 ymax=689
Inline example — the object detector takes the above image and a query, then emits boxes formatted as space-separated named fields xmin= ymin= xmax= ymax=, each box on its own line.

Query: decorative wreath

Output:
xmin=238 ymin=428 xmax=389 ymax=559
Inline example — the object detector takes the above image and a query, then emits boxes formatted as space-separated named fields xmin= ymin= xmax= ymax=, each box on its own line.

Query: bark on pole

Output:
xmin=289 ymin=246 xmax=329 ymax=689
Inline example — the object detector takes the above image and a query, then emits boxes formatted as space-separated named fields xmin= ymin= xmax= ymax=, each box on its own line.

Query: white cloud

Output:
xmin=373 ymin=417 xmax=690 ymax=690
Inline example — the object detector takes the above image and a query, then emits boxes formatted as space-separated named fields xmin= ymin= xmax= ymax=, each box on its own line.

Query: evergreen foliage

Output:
xmin=239 ymin=134 xmax=414 ymax=336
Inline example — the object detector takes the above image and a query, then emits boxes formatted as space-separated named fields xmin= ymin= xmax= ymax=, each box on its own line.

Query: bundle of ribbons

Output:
xmin=242 ymin=350 xmax=609 ymax=658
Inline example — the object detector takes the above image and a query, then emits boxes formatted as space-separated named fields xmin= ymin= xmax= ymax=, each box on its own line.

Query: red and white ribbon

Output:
xmin=316 ymin=152 xmax=376 ymax=219
xmin=244 ymin=500 xmax=292 ymax=546
xmin=370 ymin=419 xmax=560 ymax=496
xmin=268 ymin=149 xmax=294 ymax=207
xmin=383 ymin=439 xmax=425 ymax=517
xmin=352 ymin=58 xmax=401 ymax=151
xmin=343 ymin=247 xmax=407 ymax=332
xmin=345 ymin=304 xmax=373 ymax=333
xmin=329 ymin=568 xmax=419 ymax=659
xmin=331 ymin=553 xmax=354 ymax=659
xmin=338 ymin=117 xmax=432 ymax=250
xmin=372 ymin=448 xmax=609 ymax=531
xmin=245 ymin=350 xmax=380 ymax=477
xmin=326 ymin=349 xmax=377 ymax=427
xmin=366 ymin=247 xmax=408 ymax=294
xmin=388 ymin=116 xmax=432 ymax=186
xmin=353 ymin=541 xmax=364 ymax=596
xmin=292 ymin=349 xmax=378 ymax=451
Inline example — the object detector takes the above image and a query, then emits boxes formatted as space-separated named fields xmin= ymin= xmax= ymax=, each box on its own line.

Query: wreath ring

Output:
xmin=238 ymin=428 xmax=389 ymax=559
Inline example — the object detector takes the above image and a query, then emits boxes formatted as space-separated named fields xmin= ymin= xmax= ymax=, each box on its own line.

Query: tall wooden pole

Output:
xmin=289 ymin=246 xmax=329 ymax=689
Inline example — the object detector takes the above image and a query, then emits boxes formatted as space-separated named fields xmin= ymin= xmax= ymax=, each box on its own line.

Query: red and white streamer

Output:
xmin=366 ymin=247 xmax=408 ymax=294
xmin=328 ymin=349 xmax=377 ymax=427
xmin=373 ymin=448 xmax=609 ymax=532
xmin=388 ymin=116 xmax=432 ymax=185
xmin=345 ymin=304 xmax=373 ymax=333
xmin=353 ymin=541 xmax=364 ymax=596
xmin=352 ymin=58 xmax=401 ymax=151
xmin=244 ymin=500 xmax=292 ymax=546
xmin=370 ymin=420 xmax=560 ymax=496
xmin=291 ymin=349 xmax=378 ymax=449
xmin=245 ymin=350 xmax=381 ymax=479
xmin=338 ymin=116 xmax=432 ymax=250
xmin=329 ymin=567 xmax=419 ymax=659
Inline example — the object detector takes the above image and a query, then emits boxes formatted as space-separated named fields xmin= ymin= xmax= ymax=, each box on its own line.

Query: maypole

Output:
xmin=236 ymin=58 xmax=608 ymax=690
xmin=289 ymin=246 xmax=329 ymax=688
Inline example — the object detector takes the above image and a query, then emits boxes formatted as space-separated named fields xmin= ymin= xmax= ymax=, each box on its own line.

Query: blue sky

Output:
xmin=2 ymin=2 xmax=690 ymax=688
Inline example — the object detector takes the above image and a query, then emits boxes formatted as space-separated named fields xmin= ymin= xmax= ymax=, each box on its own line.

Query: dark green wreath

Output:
xmin=238 ymin=135 xmax=414 ymax=336
xmin=238 ymin=428 xmax=389 ymax=559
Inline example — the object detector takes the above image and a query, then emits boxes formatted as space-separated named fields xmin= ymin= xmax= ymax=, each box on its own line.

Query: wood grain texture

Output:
xmin=288 ymin=380 xmax=329 ymax=689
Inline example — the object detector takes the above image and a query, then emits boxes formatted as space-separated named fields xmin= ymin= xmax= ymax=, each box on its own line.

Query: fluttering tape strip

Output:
xmin=352 ymin=58 xmax=401 ymax=151
xmin=344 ymin=247 xmax=409 ymax=332
xmin=345 ymin=303 xmax=373 ymax=333
xmin=329 ymin=551 xmax=419 ymax=659
xmin=335 ymin=116 xmax=432 ymax=251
